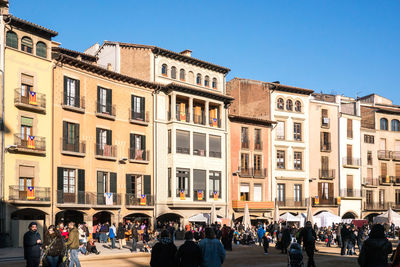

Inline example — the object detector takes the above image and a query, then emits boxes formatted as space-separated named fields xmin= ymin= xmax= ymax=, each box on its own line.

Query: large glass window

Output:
xmin=63 ymin=169 xmax=75 ymax=194
xmin=161 ymin=64 xmax=168 ymax=76
xmin=204 ymin=76 xmax=210 ymax=87
xmin=130 ymin=134 xmax=146 ymax=160
xmin=209 ymin=171 xmax=221 ymax=198
xmin=212 ymin=78 xmax=217 ymax=89
xmin=294 ymin=152 xmax=302 ymax=170
xmin=36 ymin=42 xmax=47 ymax=58
xmin=286 ymin=99 xmax=293 ymax=111
xmin=176 ymin=130 xmax=190 ymax=154
xmin=277 ymin=98 xmax=284 ymax=110
xmin=131 ymin=95 xmax=145 ymax=121
xmin=6 ymin=31 xmax=18 ymax=48
xmin=240 ymin=183 xmax=249 ymax=201
xmin=64 ymin=76 xmax=80 ymax=108
xmin=196 ymin=74 xmax=202 ymax=85
xmin=21 ymin=37 xmax=33 ymax=53
xmin=294 ymin=184 xmax=302 ymax=202
xmin=176 ymin=168 xmax=190 ymax=197
xmin=293 ymin=123 xmax=302 ymax=141
xmin=193 ymin=132 xmax=206 ymax=156
xmin=295 ymin=101 xmax=302 ymax=112
xmin=193 ymin=169 xmax=206 ymax=201
xmin=241 ymin=127 xmax=249 ymax=148
xmin=97 ymin=86 xmax=112 ymax=114
xmin=209 ymin=135 xmax=221 ymax=158
xmin=277 ymin=184 xmax=285 ymax=202
xmin=241 ymin=153 xmax=249 ymax=171
xmin=380 ymin=118 xmax=388 ymax=130
xmin=254 ymin=129 xmax=262 ymax=150
xmin=277 ymin=150 xmax=285 ymax=169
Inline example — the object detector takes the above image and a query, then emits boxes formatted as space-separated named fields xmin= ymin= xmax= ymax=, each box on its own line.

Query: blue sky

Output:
xmin=10 ymin=1 xmax=400 ymax=103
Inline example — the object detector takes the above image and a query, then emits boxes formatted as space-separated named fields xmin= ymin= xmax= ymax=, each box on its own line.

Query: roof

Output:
xmin=228 ymin=115 xmax=276 ymax=126
xmin=374 ymin=106 xmax=400 ymax=115
xmin=5 ymin=15 xmax=58 ymax=37
xmin=52 ymin=47 xmax=97 ymax=62
xmin=100 ymin=41 xmax=230 ymax=74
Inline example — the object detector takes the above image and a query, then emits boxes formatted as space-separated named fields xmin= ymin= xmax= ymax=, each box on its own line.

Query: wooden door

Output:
xmin=347 ymin=175 xmax=353 ymax=196
xmin=19 ymin=177 xmax=33 ymax=200
xmin=347 ymin=145 xmax=352 ymax=164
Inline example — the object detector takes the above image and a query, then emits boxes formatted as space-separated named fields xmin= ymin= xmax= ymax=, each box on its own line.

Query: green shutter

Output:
xmin=78 ymin=169 xmax=85 ymax=192
xmin=110 ymin=172 xmax=117 ymax=193
xmin=75 ymin=79 xmax=80 ymax=108
xmin=143 ymin=175 xmax=151 ymax=195
xmin=97 ymin=171 xmax=104 ymax=193
xmin=57 ymin=167 xmax=64 ymax=190
xmin=126 ymin=174 xmax=132 ymax=194
xmin=63 ymin=76 xmax=68 ymax=104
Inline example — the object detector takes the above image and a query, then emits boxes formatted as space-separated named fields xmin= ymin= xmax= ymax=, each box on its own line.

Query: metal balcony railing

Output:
xmin=129 ymin=109 xmax=149 ymax=123
xmin=14 ymin=133 xmax=46 ymax=151
xmin=176 ymin=110 xmax=190 ymax=122
xmin=364 ymin=202 xmax=390 ymax=211
xmin=362 ymin=177 xmax=379 ymax=186
xmin=254 ymin=142 xmax=263 ymax=151
xmin=57 ymin=190 xmax=94 ymax=205
xmin=95 ymin=144 xmax=117 ymax=158
xmin=252 ymin=168 xmax=267 ymax=178
xmin=340 ymin=189 xmax=362 ymax=198
xmin=96 ymin=102 xmax=116 ymax=117
xmin=312 ymin=197 xmax=336 ymax=206
xmin=277 ymin=198 xmax=307 ymax=207
xmin=393 ymin=176 xmax=400 ymax=184
xmin=125 ymin=193 xmax=154 ymax=206
xmin=342 ymin=157 xmax=361 ymax=166
xmin=320 ymin=143 xmax=331 ymax=152
xmin=62 ymin=93 xmax=85 ymax=110
xmin=238 ymin=167 xmax=252 ymax=177
xmin=14 ymin=88 xmax=46 ymax=110
xmin=9 ymin=186 xmax=50 ymax=202
xmin=393 ymin=152 xmax=400 ymax=161
xmin=379 ymin=175 xmax=393 ymax=184
xmin=129 ymin=148 xmax=149 ymax=161
xmin=61 ymin=138 xmax=86 ymax=154
xmin=241 ymin=142 xmax=249 ymax=149
xmin=319 ymin=169 xmax=335 ymax=179
xmin=378 ymin=150 xmax=392 ymax=160
xmin=97 ymin=193 xmax=121 ymax=205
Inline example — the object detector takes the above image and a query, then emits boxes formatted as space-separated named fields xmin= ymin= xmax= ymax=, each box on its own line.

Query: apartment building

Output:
xmin=92 ymin=42 xmax=233 ymax=225
xmin=3 ymin=15 xmax=57 ymax=246
xmin=338 ymin=96 xmax=362 ymax=219
xmin=309 ymin=94 xmax=340 ymax=215
xmin=52 ymin=47 xmax=156 ymax=228
xmin=360 ymin=94 xmax=400 ymax=220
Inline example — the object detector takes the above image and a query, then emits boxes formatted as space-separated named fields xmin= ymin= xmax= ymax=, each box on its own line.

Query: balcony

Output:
xmin=57 ymin=190 xmax=94 ymax=207
xmin=95 ymin=102 xmax=116 ymax=120
xmin=378 ymin=150 xmax=392 ymax=160
xmin=209 ymin=118 xmax=221 ymax=128
xmin=312 ymin=197 xmax=337 ymax=206
xmin=253 ymin=168 xmax=267 ymax=178
xmin=193 ymin=190 xmax=207 ymax=201
xmin=61 ymin=93 xmax=85 ymax=113
xmin=238 ymin=167 xmax=252 ymax=177
xmin=14 ymin=88 xmax=46 ymax=113
xmin=13 ymin=134 xmax=46 ymax=155
xmin=362 ymin=177 xmax=379 ymax=187
xmin=241 ymin=141 xmax=249 ymax=149
xmin=254 ymin=142 xmax=263 ymax=151
xmin=340 ymin=189 xmax=362 ymax=198
xmin=129 ymin=110 xmax=149 ymax=126
xmin=393 ymin=176 xmax=400 ymax=185
xmin=193 ymin=110 xmax=206 ymax=125
xmin=61 ymin=138 xmax=86 ymax=157
xmin=9 ymin=186 xmax=50 ymax=204
xmin=393 ymin=152 xmax=400 ymax=161
xmin=96 ymin=193 xmax=121 ymax=207
xmin=125 ymin=193 xmax=154 ymax=207
xmin=95 ymin=144 xmax=117 ymax=161
xmin=320 ymin=143 xmax=331 ymax=152
xmin=342 ymin=157 xmax=361 ymax=168
xmin=232 ymin=200 xmax=274 ymax=211
xmin=319 ymin=169 xmax=335 ymax=179
xmin=277 ymin=198 xmax=307 ymax=208
xmin=321 ymin=117 xmax=330 ymax=128
xmin=364 ymin=202 xmax=390 ymax=211
xmin=379 ymin=175 xmax=393 ymax=185
xmin=129 ymin=148 xmax=150 ymax=163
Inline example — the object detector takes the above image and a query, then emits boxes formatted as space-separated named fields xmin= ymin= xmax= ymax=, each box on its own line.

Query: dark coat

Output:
xmin=358 ymin=237 xmax=393 ymax=267
xmin=282 ymin=228 xmax=292 ymax=246
xmin=23 ymin=230 xmax=41 ymax=259
xmin=299 ymin=227 xmax=317 ymax=247
xmin=176 ymin=240 xmax=202 ymax=267
xmin=150 ymin=239 xmax=177 ymax=267
xmin=117 ymin=226 xmax=125 ymax=239
xmin=43 ymin=233 xmax=64 ymax=257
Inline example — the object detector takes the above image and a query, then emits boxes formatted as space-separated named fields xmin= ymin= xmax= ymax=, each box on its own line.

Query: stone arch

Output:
xmin=342 ymin=211 xmax=357 ymax=219
xmin=55 ymin=210 xmax=86 ymax=225
xmin=93 ymin=210 xmax=114 ymax=226
xmin=363 ymin=212 xmax=380 ymax=222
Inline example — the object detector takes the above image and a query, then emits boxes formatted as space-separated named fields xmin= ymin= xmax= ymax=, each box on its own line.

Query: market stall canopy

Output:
xmin=280 ymin=212 xmax=301 ymax=222
xmin=188 ymin=213 xmax=209 ymax=223
xmin=314 ymin=211 xmax=341 ymax=227
xmin=373 ymin=208 xmax=400 ymax=226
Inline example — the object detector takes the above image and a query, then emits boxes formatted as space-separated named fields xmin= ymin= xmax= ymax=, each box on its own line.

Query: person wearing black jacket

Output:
xmin=23 ymin=222 xmax=42 ymax=267
xmin=150 ymin=230 xmax=177 ymax=267
xmin=42 ymin=225 xmax=64 ymax=267
xmin=299 ymin=221 xmax=317 ymax=267
xmin=117 ymin=223 xmax=125 ymax=249
xmin=176 ymin=231 xmax=202 ymax=267
xmin=341 ymin=224 xmax=350 ymax=255
xmin=281 ymin=226 xmax=291 ymax=254
xmin=358 ymin=224 xmax=392 ymax=267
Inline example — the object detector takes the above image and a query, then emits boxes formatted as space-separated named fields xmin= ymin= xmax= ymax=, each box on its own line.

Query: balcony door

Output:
xmin=347 ymin=175 xmax=353 ymax=196
xmin=63 ymin=169 xmax=76 ymax=203
xmin=21 ymin=74 xmax=33 ymax=104
xmin=346 ymin=145 xmax=352 ymax=164
xmin=19 ymin=177 xmax=33 ymax=200
xmin=253 ymin=184 xmax=262 ymax=202
xmin=318 ymin=182 xmax=332 ymax=204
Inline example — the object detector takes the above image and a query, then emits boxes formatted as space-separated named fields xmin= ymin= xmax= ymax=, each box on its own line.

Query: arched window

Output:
xmin=277 ymin=98 xmax=284 ymax=110
xmin=286 ymin=99 xmax=293 ymax=111
xmin=161 ymin=64 xmax=168 ymax=76
xmin=212 ymin=78 xmax=217 ymax=89
xmin=295 ymin=101 xmax=302 ymax=112
xmin=196 ymin=74 xmax=202 ymax=85
xmin=36 ymin=42 xmax=47 ymax=58
xmin=171 ymin=66 xmax=177 ymax=79
xmin=188 ymin=71 xmax=194 ymax=83
xmin=380 ymin=118 xmax=388 ymax=130
xmin=21 ymin=37 xmax=33 ymax=53
xmin=179 ymin=69 xmax=185 ymax=81
xmin=391 ymin=119 xmax=399 ymax=131
xmin=6 ymin=31 xmax=18 ymax=49
xmin=204 ymin=76 xmax=210 ymax=87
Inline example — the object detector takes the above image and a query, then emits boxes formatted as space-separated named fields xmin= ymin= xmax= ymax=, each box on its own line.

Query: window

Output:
xmin=294 ymin=152 xmax=302 ymax=170
xmin=95 ymin=128 xmax=113 ymax=157
xmin=293 ymin=123 xmax=302 ymax=141
xmin=97 ymin=171 xmax=117 ymax=205
xmin=276 ymin=121 xmax=285 ymax=140
xmin=253 ymin=184 xmax=262 ymax=201
xmin=204 ymin=76 xmax=210 ymax=87
xmin=320 ymin=132 xmax=331 ymax=151
xmin=209 ymin=135 xmax=221 ymax=158
xmin=179 ymin=69 xmax=185 ymax=81
xmin=63 ymin=169 xmax=75 ymax=194
xmin=367 ymin=168 xmax=373 ymax=181
xmin=168 ymin=168 xmax=172 ymax=197
xmin=193 ymin=169 xmax=206 ymax=201
xmin=212 ymin=78 xmax=217 ymax=89
xmin=170 ymin=66 xmax=177 ymax=79
xmin=366 ymin=190 xmax=373 ymax=204
xmin=294 ymin=184 xmax=302 ymax=202
xmin=168 ymin=130 xmax=171 ymax=154
xmin=277 ymin=184 xmax=285 ymax=202
xmin=131 ymin=95 xmax=145 ymax=121
xmin=21 ymin=37 xmax=33 ymax=53
xmin=196 ymin=74 xmax=202 ymax=85
xmin=176 ymin=130 xmax=190 ymax=154
xmin=277 ymin=98 xmax=284 ymax=110
xmin=241 ymin=127 xmax=249 ymax=148
xmin=286 ymin=99 xmax=293 ymax=111
xmin=21 ymin=116 xmax=33 ymax=140
xmin=19 ymin=165 xmax=34 ymax=198
xmin=364 ymin=134 xmax=375 ymax=144
xmin=161 ymin=64 xmax=168 ymax=76
xmin=320 ymin=182 xmax=329 ymax=200
xmin=254 ymin=154 xmax=262 ymax=170
xmin=396 ymin=190 xmax=400 ymax=205
xmin=379 ymin=189 xmax=385 ymax=205
xmin=295 ymin=101 xmax=301 ymax=112
xmin=254 ymin=129 xmax=262 ymax=150
xmin=6 ymin=31 xmax=18 ymax=48
xmin=209 ymin=171 xmax=221 ymax=198
xmin=321 ymin=109 xmax=329 ymax=127
xmin=21 ymin=74 xmax=33 ymax=104
xmin=367 ymin=151 xmax=373 ymax=165
xmin=125 ymin=174 xmax=150 ymax=200
xmin=277 ymin=150 xmax=285 ymax=169
xmin=188 ymin=71 xmax=194 ymax=83
xmin=347 ymin=119 xmax=353 ymax=138
xmin=97 ymin=86 xmax=112 ymax=114
xmin=130 ymin=134 xmax=146 ymax=160
xmin=176 ymin=168 xmax=190 ymax=197
xmin=392 ymin=120 xmax=400 ymax=132
xmin=240 ymin=183 xmax=249 ymax=201
xmin=193 ymin=132 xmax=206 ymax=156
xmin=63 ymin=76 xmax=80 ymax=108
xmin=36 ymin=42 xmax=47 ymax=58
xmin=62 ymin=121 xmax=79 ymax=152
xmin=321 ymin=156 xmax=329 ymax=171
xmin=241 ymin=153 xmax=249 ymax=171
xmin=380 ymin=118 xmax=388 ymax=130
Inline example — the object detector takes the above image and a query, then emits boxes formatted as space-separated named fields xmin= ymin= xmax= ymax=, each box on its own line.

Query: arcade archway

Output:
xmin=93 ymin=211 xmax=113 ymax=226
xmin=55 ymin=210 xmax=84 ymax=225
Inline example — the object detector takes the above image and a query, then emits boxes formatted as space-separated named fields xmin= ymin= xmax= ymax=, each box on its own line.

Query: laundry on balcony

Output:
xmin=140 ymin=194 xmax=147 ymax=206
xmin=104 ymin=145 xmax=112 ymax=157
xmin=135 ymin=149 xmax=144 ymax=160
xmin=104 ymin=192 xmax=113 ymax=205
xmin=27 ymin=186 xmax=35 ymax=200
xmin=27 ymin=136 xmax=36 ymax=149
xmin=29 ymin=91 xmax=37 ymax=105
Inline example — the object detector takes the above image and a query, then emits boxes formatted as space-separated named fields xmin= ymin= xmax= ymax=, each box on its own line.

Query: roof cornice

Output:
xmin=5 ymin=15 xmax=58 ymax=37
xmin=228 ymin=115 xmax=276 ymax=126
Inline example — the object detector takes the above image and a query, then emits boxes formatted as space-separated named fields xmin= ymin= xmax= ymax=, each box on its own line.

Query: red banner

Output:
xmin=27 ymin=136 xmax=35 ymax=149
xmin=140 ymin=194 xmax=146 ymax=206
xmin=27 ymin=186 xmax=35 ymax=200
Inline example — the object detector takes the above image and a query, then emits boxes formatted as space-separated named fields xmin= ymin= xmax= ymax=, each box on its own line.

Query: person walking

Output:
xmin=299 ymin=221 xmax=317 ymax=267
xmin=341 ymin=224 xmax=350 ymax=255
xmin=281 ymin=226 xmax=291 ymax=254
xmin=257 ymin=225 xmax=266 ymax=246
xmin=150 ymin=230 xmax=177 ymax=267
xmin=109 ymin=223 xmax=116 ymax=249
xmin=130 ymin=221 xmax=139 ymax=252
xmin=176 ymin=231 xmax=202 ymax=267
xmin=65 ymin=222 xmax=81 ymax=267
xmin=358 ymin=224 xmax=393 ymax=267
xmin=198 ymin=227 xmax=226 ymax=267
xmin=23 ymin=222 xmax=42 ymax=267
xmin=117 ymin=222 xmax=125 ymax=249
xmin=42 ymin=225 xmax=64 ymax=267
xmin=262 ymin=232 xmax=271 ymax=255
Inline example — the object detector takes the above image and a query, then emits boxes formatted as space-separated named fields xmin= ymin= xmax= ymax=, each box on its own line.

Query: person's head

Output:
xmin=305 ymin=221 xmax=312 ymax=229
xmin=205 ymin=227 xmax=216 ymax=239
xmin=119 ymin=222 xmax=123 ymax=228
xmin=29 ymin=222 xmax=37 ymax=232
xmin=369 ymin=224 xmax=385 ymax=239
xmin=161 ymin=230 xmax=170 ymax=239
xmin=58 ymin=222 xmax=64 ymax=228
xmin=68 ymin=221 xmax=75 ymax=229
xmin=184 ymin=231 xmax=193 ymax=240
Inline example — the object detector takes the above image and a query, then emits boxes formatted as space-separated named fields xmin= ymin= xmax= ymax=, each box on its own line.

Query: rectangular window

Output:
xmin=241 ymin=153 xmax=249 ymax=171
xmin=253 ymin=184 xmax=262 ymax=202
xmin=240 ymin=183 xmax=249 ymax=201
xmin=293 ymin=123 xmax=302 ymax=141
xmin=379 ymin=189 xmax=385 ymax=205
xmin=381 ymin=162 xmax=387 ymax=177
xmin=209 ymin=135 xmax=221 ymax=158
xmin=193 ymin=169 xmax=206 ymax=201
xmin=367 ymin=168 xmax=373 ymax=181
xmin=209 ymin=171 xmax=221 ymax=198
xmin=294 ymin=152 xmax=302 ymax=170
xmin=168 ymin=130 xmax=171 ymax=154
xmin=96 ymin=128 xmax=112 ymax=156
xmin=21 ymin=116 xmax=33 ymax=140
xmin=18 ymin=165 xmax=34 ymax=201
xmin=277 ymin=150 xmax=285 ymax=169
xmin=346 ymin=145 xmax=353 ymax=164
xmin=63 ymin=76 xmax=80 ymax=108
xmin=347 ymin=175 xmax=353 ymax=195
xmin=366 ymin=190 xmax=373 ymax=204
xmin=193 ymin=132 xmax=206 ymax=156
xmin=367 ymin=151 xmax=373 ymax=165
xmin=396 ymin=190 xmax=400 ymax=205
xmin=319 ymin=182 xmax=329 ymax=200
xmin=254 ymin=154 xmax=262 ymax=171
xmin=294 ymin=184 xmax=302 ymax=202
xmin=320 ymin=132 xmax=331 ymax=151
xmin=176 ymin=130 xmax=190 ymax=154
xmin=176 ymin=168 xmax=190 ymax=197
xmin=254 ymin=129 xmax=262 ymax=150
xmin=62 ymin=122 xmax=80 ymax=152
xmin=130 ymin=134 xmax=146 ymax=160
xmin=97 ymin=86 xmax=112 ymax=114
xmin=364 ymin=134 xmax=375 ymax=144
xmin=131 ymin=95 xmax=145 ymax=121
xmin=321 ymin=156 xmax=329 ymax=170
xmin=168 ymin=168 xmax=172 ymax=198
xmin=321 ymin=109 xmax=329 ymax=127
xmin=241 ymin=127 xmax=249 ymax=149
xmin=276 ymin=121 xmax=285 ymax=140
xmin=347 ymin=119 xmax=353 ymax=138
xmin=277 ymin=184 xmax=285 ymax=202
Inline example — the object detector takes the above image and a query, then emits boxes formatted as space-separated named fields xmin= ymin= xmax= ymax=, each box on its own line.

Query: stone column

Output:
xmin=189 ymin=97 xmax=193 ymax=123
xmin=171 ymin=93 xmax=176 ymax=120
xmin=205 ymin=101 xmax=209 ymax=127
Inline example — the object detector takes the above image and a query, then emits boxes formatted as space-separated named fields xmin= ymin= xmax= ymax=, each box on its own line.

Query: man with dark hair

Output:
xmin=299 ymin=221 xmax=317 ymax=267
xmin=358 ymin=224 xmax=392 ymax=267
xmin=176 ymin=231 xmax=202 ymax=267
xmin=65 ymin=221 xmax=81 ymax=267
xmin=150 ymin=230 xmax=177 ymax=267
xmin=199 ymin=227 xmax=225 ymax=267
xmin=23 ymin=222 xmax=42 ymax=267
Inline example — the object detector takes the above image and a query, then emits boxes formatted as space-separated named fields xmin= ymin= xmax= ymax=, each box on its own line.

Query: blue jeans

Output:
xmin=110 ymin=238 xmax=115 ymax=248
xmin=79 ymin=245 xmax=87 ymax=254
xmin=46 ymin=255 xmax=59 ymax=267
xmin=69 ymin=249 xmax=81 ymax=267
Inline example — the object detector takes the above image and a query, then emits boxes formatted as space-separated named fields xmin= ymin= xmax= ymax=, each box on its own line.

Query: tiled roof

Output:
xmin=5 ymin=15 xmax=58 ymax=37
xmin=228 ymin=115 xmax=276 ymax=126
xmin=52 ymin=47 xmax=97 ymax=62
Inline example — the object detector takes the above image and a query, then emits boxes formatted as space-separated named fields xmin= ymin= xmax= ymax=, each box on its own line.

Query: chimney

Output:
xmin=107 ymin=63 xmax=113 ymax=71
xmin=180 ymin=49 xmax=192 ymax=57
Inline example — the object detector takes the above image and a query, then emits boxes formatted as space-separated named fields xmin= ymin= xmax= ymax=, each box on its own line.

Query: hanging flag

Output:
xmin=29 ymin=91 xmax=37 ymax=105
xmin=27 ymin=136 xmax=35 ymax=149
xmin=27 ymin=186 xmax=35 ymax=200
xmin=180 ymin=103 xmax=186 ymax=121
xmin=140 ymin=194 xmax=147 ymax=206
xmin=213 ymin=191 xmax=219 ymax=200
xmin=314 ymin=195 xmax=319 ymax=205
xmin=180 ymin=190 xmax=185 ymax=200
xmin=104 ymin=192 xmax=113 ymax=205
xmin=336 ymin=197 xmax=341 ymax=205
xmin=197 ymin=190 xmax=203 ymax=201
xmin=135 ymin=149 xmax=144 ymax=160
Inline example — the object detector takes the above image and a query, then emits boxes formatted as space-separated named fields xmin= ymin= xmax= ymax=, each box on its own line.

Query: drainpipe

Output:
xmin=50 ymin=60 xmax=57 ymax=225
xmin=224 ymin=73 xmax=228 ymax=219
xmin=152 ymin=54 xmax=157 ymax=227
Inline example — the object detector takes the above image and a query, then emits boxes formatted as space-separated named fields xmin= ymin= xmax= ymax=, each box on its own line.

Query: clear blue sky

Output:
xmin=10 ymin=1 xmax=400 ymax=103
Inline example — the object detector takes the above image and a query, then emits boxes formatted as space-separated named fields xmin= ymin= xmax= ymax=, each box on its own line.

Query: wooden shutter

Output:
xmin=96 ymin=128 xmax=100 ymax=144
xmin=74 ymin=124 xmax=79 ymax=152
xmin=63 ymin=121 xmax=68 ymax=140
xmin=75 ymin=79 xmax=80 ymax=108
xmin=318 ymin=182 xmax=322 ymax=197
xmin=381 ymin=163 xmax=387 ymax=176
xmin=321 ymin=156 xmax=329 ymax=170
xmin=110 ymin=172 xmax=117 ymax=193
xmin=347 ymin=119 xmax=353 ymax=138
xmin=78 ymin=169 xmax=85 ymax=192
xmin=97 ymin=172 xmax=104 ymax=193
xmin=322 ymin=109 xmax=328 ymax=117
xmin=97 ymin=86 xmax=100 ymax=111
xmin=347 ymin=175 xmax=353 ymax=190
xmin=396 ymin=164 xmax=400 ymax=177
xmin=107 ymin=130 xmax=112 ymax=145
xmin=57 ymin=167 xmax=64 ymax=190
xmin=328 ymin=183 xmax=333 ymax=199
xmin=141 ymin=135 xmax=146 ymax=150
xmin=141 ymin=97 xmax=145 ymax=115
xmin=347 ymin=145 xmax=352 ymax=159
xmin=106 ymin=89 xmax=112 ymax=113
xmin=126 ymin=174 xmax=132 ymax=194
xmin=63 ymin=76 xmax=68 ymax=104
xmin=367 ymin=168 xmax=373 ymax=179
xmin=143 ymin=175 xmax=151 ymax=195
